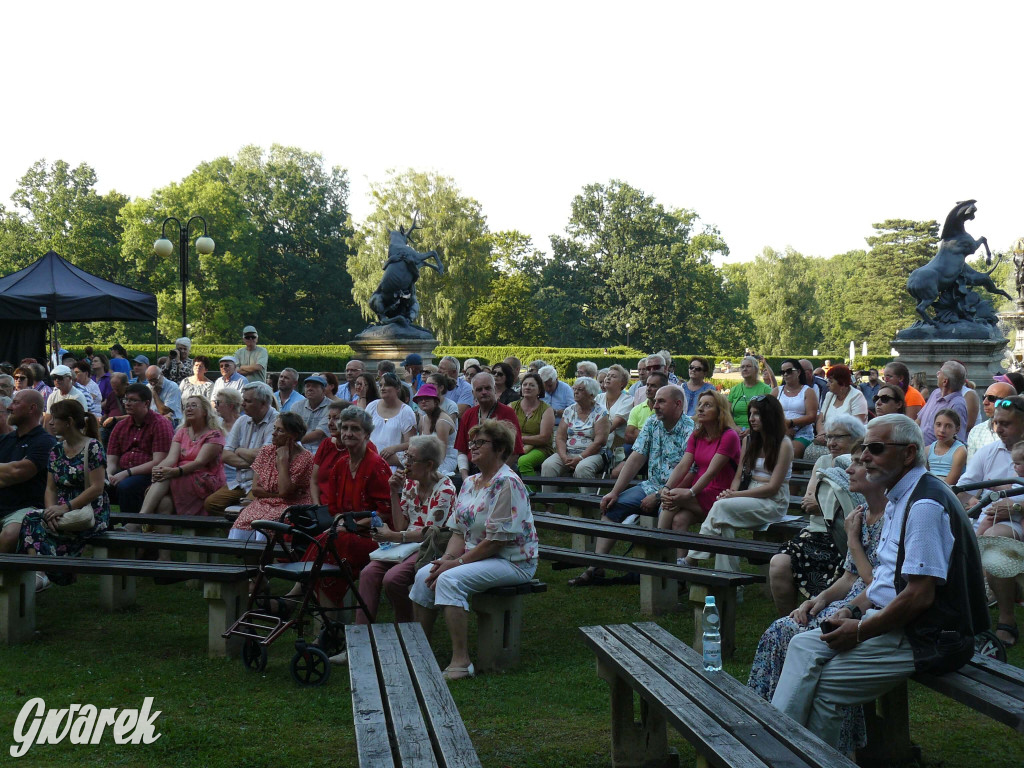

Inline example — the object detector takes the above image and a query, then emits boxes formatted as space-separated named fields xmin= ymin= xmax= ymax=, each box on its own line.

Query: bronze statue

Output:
xmin=904 ymin=200 xmax=1011 ymax=335
xmin=368 ymin=214 xmax=445 ymax=330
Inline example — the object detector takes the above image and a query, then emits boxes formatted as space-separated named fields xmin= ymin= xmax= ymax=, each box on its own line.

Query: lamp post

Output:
xmin=154 ymin=217 xmax=214 ymax=338
xmin=626 ymin=322 xmax=631 ymax=349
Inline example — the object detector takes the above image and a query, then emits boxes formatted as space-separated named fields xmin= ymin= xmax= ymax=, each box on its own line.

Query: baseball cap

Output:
xmin=51 ymin=365 xmax=73 ymax=377
xmin=242 ymin=325 xmax=258 ymax=336
xmin=132 ymin=355 xmax=150 ymax=366
xmin=403 ymin=353 xmax=423 ymax=367
xmin=304 ymin=375 xmax=327 ymax=387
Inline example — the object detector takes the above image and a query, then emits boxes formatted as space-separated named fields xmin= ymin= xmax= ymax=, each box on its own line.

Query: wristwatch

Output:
xmin=458 ymin=557 xmax=465 ymax=565
xmin=1013 ymin=503 xmax=1022 ymax=515
xmin=846 ymin=604 xmax=863 ymax=620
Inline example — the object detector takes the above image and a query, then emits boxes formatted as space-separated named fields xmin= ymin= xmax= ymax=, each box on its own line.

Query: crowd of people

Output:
xmin=0 ymin=335 xmax=1018 ymax=736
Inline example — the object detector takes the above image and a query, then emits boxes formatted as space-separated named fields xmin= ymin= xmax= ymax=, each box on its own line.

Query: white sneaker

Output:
xmin=328 ymin=651 xmax=348 ymax=666
xmin=621 ymin=514 xmax=640 ymax=526
xmin=35 ymin=572 xmax=51 ymax=593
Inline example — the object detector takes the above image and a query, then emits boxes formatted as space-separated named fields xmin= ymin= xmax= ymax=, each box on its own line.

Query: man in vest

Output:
xmin=772 ymin=414 xmax=987 ymax=749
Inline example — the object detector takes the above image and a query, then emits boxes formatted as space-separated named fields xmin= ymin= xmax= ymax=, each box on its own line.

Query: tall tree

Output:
xmin=347 ymin=170 xmax=494 ymax=343
xmin=746 ymin=247 xmax=821 ymax=355
xmin=814 ymin=250 xmax=867 ymax=354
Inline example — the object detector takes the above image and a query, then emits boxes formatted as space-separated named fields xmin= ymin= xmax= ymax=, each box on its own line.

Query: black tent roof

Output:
xmin=0 ymin=250 xmax=157 ymax=322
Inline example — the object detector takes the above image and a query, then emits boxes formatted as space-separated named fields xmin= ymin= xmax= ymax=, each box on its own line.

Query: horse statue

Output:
xmin=906 ymin=200 xmax=1012 ymax=325
xmin=368 ymin=214 xmax=445 ymax=328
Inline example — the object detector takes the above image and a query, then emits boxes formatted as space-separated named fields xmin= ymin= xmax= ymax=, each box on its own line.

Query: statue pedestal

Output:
xmin=890 ymin=336 xmax=1008 ymax=389
xmin=349 ymin=333 xmax=440 ymax=375
xmin=998 ymin=302 xmax=1024 ymax=363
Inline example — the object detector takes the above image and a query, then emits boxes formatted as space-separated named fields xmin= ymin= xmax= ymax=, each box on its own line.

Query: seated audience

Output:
xmin=967 ymin=381 xmax=1015 ymax=459
xmin=106 ymin=384 xmax=174 ymax=514
xmin=293 ymin=374 xmax=331 ymax=453
xmin=538 ymin=364 xmax=574 ymax=424
xmin=12 ymin=366 xmax=34 ymax=394
xmin=0 ymin=390 xmax=56 ymax=553
xmin=513 ymin=372 xmax=554 ymax=477
xmin=311 ymin=401 xmax=348 ymax=505
xmin=145 ymin=365 xmax=182 ymax=426
xmin=319 ymin=371 xmax=342 ymax=402
xmin=770 ymin=415 xmax=866 ymax=615
xmin=454 ymin=373 xmax=524 ymax=479
xmin=871 ymin=382 xmax=905 ymax=417
xmin=410 ymin=420 xmax=538 ymax=680
xmin=804 ymin=364 xmax=866 ymax=461
xmin=204 ymin=383 xmax=277 ymax=514
xmin=73 ymin=361 xmax=102 ymax=417
xmin=351 ymin=372 xmax=380 ymax=410
xmin=44 ymin=365 xmax=88 ymax=432
xmin=18 ymin=399 xmax=108 ymax=590
xmin=882 ymin=361 xmax=925 ymax=420
xmin=413 ymin=384 xmax=457 ymax=476
xmin=427 ymin=372 xmax=460 ymax=420
xmin=274 ymin=367 xmax=304 ymax=412
xmin=180 ymin=356 xmax=214 ymax=403
xmin=771 ymin=358 xmax=818 ymax=460
xmin=727 ymin=356 xmax=772 ymax=439
xmin=164 ymin=337 xmax=193 ymax=384
xmin=925 ymin=408 xmax=967 ymax=484
xmin=438 ymin=356 xmax=474 ymax=416
xmin=491 ymin=361 xmax=520 ymax=405
xmin=688 ymin=395 xmax=793 ymax=573
xmin=659 ymin=390 xmax=741 ymax=562
xmin=748 ymin=449 xmax=885 ymax=754
xmin=367 ymin=372 xmax=417 ymax=466
xmin=682 ymin=356 xmax=715 ymax=417
xmin=978 ymin=439 xmax=1024 ymax=647
xmin=357 ymin=435 xmax=457 ymax=625
xmin=541 ymin=377 xmax=610 ymax=492
xmin=599 ymin=364 xmax=634 ymax=468
xmin=211 ymin=356 xmax=247 ymax=399
xmin=338 ymin=359 xmax=365 ymax=401
xmin=916 ymin=360 xmax=969 ymax=444
xmin=622 ymin=371 xmax=668 ymax=464
xmin=228 ymin=412 xmax=313 ymax=541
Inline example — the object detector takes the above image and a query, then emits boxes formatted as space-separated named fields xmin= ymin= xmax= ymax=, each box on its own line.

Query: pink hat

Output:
xmin=413 ymin=383 xmax=440 ymax=401
xmin=994 ymin=374 xmax=1013 ymax=385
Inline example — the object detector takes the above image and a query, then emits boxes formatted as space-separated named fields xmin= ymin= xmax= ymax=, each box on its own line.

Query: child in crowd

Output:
xmin=925 ymin=408 xmax=967 ymax=485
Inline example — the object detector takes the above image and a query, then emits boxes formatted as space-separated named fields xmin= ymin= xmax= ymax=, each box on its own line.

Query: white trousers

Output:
xmin=771 ymin=610 xmax=916 ymax=748
xmin=540 ymin=452 xmax=605 ymax=494
xmin=689 ymin=481 xmax=789 ymax=572
xmin=409 ymin=557 xmax=536 ymax=612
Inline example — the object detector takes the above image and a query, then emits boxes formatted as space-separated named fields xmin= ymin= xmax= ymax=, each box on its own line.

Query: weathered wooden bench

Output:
xmin=471 ymin=579 xmax=547 ymax=672
xmin=109 ymin=511 xmax=233 ymax=534
xmin=0 ymin=553 xmax=253 ymax=657
xmin=580 ymin=621 xmax=858 ymax=768
xmin=542 ymin=545 xmax=760 ymax=658
xmin=347 ymin=622 xmax=481 ymax=767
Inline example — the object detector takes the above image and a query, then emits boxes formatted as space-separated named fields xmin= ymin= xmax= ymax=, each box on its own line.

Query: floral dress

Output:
xmin=748 ymin=507 xmax=884 ymax=753
xmin=452 ymin=465 xmax=538 ymax=568
xmin=20 ymin=439 xmax=110 ymax=585
xmin=231 ymin=445 xmax=313 ymax=531
xmin=169 ymin=426 xmax=226 ymax=516
xmin=562 ymin=402 xmax=608 ymax=456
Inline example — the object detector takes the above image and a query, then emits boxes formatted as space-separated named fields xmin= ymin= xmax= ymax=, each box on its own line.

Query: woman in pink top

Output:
xmin=658 ymin=390 xmax=741 ymax=562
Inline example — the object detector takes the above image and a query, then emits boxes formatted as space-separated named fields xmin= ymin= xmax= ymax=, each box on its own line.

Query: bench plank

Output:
xmin=373 ymin=623 xmax=439 ymax=767
xmin=399 ymin=623 xmax=483 ymax=768
xmin=346 ymin=625 xmax=396 ymax=768
xmin=539 ymin=546 xmax=761 ymax=587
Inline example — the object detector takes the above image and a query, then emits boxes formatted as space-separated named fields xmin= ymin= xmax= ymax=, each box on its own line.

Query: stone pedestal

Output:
xmin=890 ymin=336 xmax=1008 ymax=389
xmin=348 ymin=334 xmax=440 ymax=374
xmin=998 ymin=302 xmax=1024 ymax=363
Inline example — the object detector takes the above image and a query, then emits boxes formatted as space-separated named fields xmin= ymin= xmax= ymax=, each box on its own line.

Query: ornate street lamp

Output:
xmin=154 ymin=217 xmax=214 ymax=338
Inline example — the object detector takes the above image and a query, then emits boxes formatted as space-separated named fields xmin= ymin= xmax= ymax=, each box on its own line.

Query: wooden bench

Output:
xmin=471 ymin=579 xmax=547 ymax=672
xmin=109 ymin=511 xmax=232 ymax=534
xmin=0 ymin=553 xmax=254 ymax=657
xmin=579 ymin=621 xmax=858 ymax=768
xmin=542 ymin=545 xmax=760 ymax=658
xmin=347 ymin=622 xmax=481 ymax=767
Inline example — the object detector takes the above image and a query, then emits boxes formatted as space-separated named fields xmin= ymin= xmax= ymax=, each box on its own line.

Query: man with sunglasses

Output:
xmin=966 ymin=382 xmax=1015 ymax=460
xmin=234 ymin=325 xmax=268 ymax=383
xmin=773 ymin=414 xmax=987 ymax=749
xmin=957 ymin=395 xmax=1024 ymax=515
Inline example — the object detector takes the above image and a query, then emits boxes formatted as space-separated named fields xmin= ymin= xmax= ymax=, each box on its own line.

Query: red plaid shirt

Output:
xmin=107 ymin=410 xmax=174 ymax=469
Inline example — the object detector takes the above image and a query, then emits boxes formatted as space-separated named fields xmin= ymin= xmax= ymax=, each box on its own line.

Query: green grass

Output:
xmin=2 ymin=533 xmax=1024 ymax=767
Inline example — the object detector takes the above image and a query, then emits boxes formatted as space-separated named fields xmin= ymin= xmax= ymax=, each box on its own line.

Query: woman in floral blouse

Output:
xmin=410 ymin=420 xmax=538 ymax=680
xmin=357 ymin=435 xmax=457 ymax=624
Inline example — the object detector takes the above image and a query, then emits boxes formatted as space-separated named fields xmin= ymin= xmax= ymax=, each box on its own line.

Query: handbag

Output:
xmin=56 ymin=502 xmax=95 ymax=533
xmin=369 ymin=541 xmax=422 ymax=562
xmin=417 ymin=525 xmax=454 ymax=570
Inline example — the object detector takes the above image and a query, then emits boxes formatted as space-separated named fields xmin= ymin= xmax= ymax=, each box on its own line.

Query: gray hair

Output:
xmin=573 ymin=376 xmax=601 ymax=397
xmin=175 ymin=337 xmax=192 ymax=350
xmin=338 ymin=405 xmax=374 ymax=435
xmin=408 ymin=434 xmax=445 ymax=468
xmin=280 ymin=367 xmax=299 ymax=379
xmin=648 ymin=354 xmax=667 ymax=368
xmin=472 ymin=372 xmax=496 ymax=388
xmin=0 ymin=395 xmax=11 ymax=409
xmin=870 ymin=414 xmax=926 ymax=468
xmin=0 ymin=374 xmax=13 ymax=388
xmin=215 ymin=387 xmax=243 ymax=412
xmin=657 ymin=349 xmax=672 ymax=367
xmin=530 ymin=359 xmax=548 ymax=370
xmin=110 ymin=371 xmax=128 ymax=388
xmin=538 ymin=364 xmax=558 ymax=382
xmin=741 ymin=355 xmax=759 ymax=368
xmin=241 ymin=381 xmax=274 ymax=405
xmin=825 ymin=412 xmax=867 ymax=442
xmin=440 ymin=355 xmax=461 ymax=374
xmin=940 ymin=360 xmax=966 ymax=390
xmin=576 ymin=361 xmax=598 ymax=378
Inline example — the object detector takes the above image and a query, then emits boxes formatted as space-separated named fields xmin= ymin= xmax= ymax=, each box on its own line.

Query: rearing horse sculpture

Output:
xmin=906 ymin=200 xmax=1012 ymax=324
xmin=368 ymin=214 xmax=445 ymax=327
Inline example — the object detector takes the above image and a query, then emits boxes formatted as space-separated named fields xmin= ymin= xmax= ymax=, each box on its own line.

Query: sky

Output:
xmin=2 ymin=2 xmax=1023 ymax=266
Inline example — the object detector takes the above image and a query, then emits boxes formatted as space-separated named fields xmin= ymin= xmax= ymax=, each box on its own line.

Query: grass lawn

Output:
xmin=1 ymin=531 xmax=1023 ymax=767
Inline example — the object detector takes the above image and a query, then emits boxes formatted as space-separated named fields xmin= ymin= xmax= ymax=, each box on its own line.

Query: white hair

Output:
xmin=573 ymin=376 xmax=601 ymax=397
xmin=576 ymin=361 xmax=598 ymax=378
xmin=538 ymin=365 xmax=558 ymax=382
xmin=870 ymin=414 xmax=925 ymax=468
xmin=175 ymin=337 xmax=192 ymax=349
xmin=648 ymin=354 xmax=666 ymax=367
xmin=440 ymin=355 xmax=461 ymax=374
xmin=657 ymin=349 xmax=672 ymax=367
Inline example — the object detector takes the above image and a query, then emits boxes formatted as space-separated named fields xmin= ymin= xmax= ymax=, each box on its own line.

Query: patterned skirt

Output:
xmin=780 ymin=529 xmax=843 ymax=599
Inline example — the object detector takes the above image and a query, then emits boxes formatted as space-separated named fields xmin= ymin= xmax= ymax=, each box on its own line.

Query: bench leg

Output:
xmin=857 ymin=682 xmax=921 ymax=766
xmin=597 ymin=660 xmax=678 ymax=768
xmin=569 ymin=504 xmax=601 ymax=552
xmin=183 ymin=529 xmax=209 ymax=590
xmin=688 ymin=585 xmax=737 ymax=660
xmin=636 ymin=543 xmax=678 ymax=616
xmin=472 ymin=593 xmax=523 ymax=672
xmin=204 ymin=580 xmax=247 ymax=658
xmin=92 ymin=545 xmax=137 ymax=611
xmin=0 ymin=571 xmax=35 ymax=644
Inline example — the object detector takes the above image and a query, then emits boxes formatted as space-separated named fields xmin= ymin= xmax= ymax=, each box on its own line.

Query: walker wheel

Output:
xmin=975 ymin=630 xmax=1007 ymax=662
xmin=291 ymin=646 xmax=331 ymax=686
xmin=241 ymin=638 xmax=268 ymax=672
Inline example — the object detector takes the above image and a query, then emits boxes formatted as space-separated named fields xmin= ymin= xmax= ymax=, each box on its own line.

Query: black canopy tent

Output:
xmin=0 ymin=250 xmax=158 ymax=364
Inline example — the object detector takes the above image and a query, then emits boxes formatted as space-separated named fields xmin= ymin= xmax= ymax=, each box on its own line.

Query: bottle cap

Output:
xmin=705 ymin=596 xmax=716 ymax=606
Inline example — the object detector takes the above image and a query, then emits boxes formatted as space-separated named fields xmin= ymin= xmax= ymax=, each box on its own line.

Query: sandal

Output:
xmin=442 ymin=663 xmax=475 ymax=680
xmin=996 ymin=623 xmax=1019 ymax=647
xmin=568 ymin=568 xmax=604 ymax=587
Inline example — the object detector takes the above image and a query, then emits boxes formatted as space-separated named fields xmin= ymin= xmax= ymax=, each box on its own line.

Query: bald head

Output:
xmin=145 ymin=365 xmax=162 ymax=385
xmin=9 ymin=388 xmax=44 ymax=431
xmin=984 ymin=382 xmax=1016 ymax=419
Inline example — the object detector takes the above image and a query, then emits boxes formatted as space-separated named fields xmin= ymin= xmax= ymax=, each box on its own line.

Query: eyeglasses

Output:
xmin=874 ymin=394 xmax=895 ymax=404
xmin=689 ymin=365 xmax=704 ymax=371
xmin=780 ymin=368 xmax=797 ymax=374
xmin=13 ymin=375 xmax=27 ymax=381
xmin=825 ymin=433 xmax=852 ymax=442
xmin=984 ymin=394 xmax=1000 ymax=403
xmin=468 ymin=439 xmax=492 ymax=449
xmin=405 ymin=455 xmax=427 ymax=464
xmin=862 ymin=441 xmax=911 ymax=455
xmin=995 ymin=399 xmax=1024 ymax=413
xmin=124 ymin=398 xmax=144 ymax=405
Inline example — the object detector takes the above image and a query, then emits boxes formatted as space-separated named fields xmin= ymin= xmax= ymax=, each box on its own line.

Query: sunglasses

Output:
xmin=862 ymin=441 xmax=911 ymax=455
xmin=780 ymin=368 xmax=797 ymax=374
xmin=874 ymin=394 xmax=895 ymax=404
xmin=749 ymin=395 xmax=769 ymax=403
xmin=995 ymin=399 xmax=1024 ymax=413
xmin=688 ymin=365 xmax=704 ymax=371
xmin=244 ymin=334 xmax=257 ymax=339
xmin=984 ymin=394 xmax=1000 ymax=403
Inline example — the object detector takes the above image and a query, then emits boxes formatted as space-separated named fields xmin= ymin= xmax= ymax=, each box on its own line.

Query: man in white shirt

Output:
xmin=337 ymin=359 xmax=364 ymax=401
xmin=44 ymin=365 xmax=88 ymax=433
xmin=146 ymin=365 xmax=182 ymax=426
xmin=966 ymin=381 xmax=1014 ymax=460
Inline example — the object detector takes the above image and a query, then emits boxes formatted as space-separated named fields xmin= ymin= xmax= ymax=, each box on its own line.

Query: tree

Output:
xmin=814 ymin=250 xmax=867 ymax=354
xmin=466 ymin=272 xmax=549 ymax=345
xmin=547 ymin=180 xmax=730 ymax=351
xmin=347 ymin=170 xmax=494 ymax=343
xmin=746 ymin=247 xmax=821 ymax=355
xmin=120 ymin=145 xmax=358 ymax=343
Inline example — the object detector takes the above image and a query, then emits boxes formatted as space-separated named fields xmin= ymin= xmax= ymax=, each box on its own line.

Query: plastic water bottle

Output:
xmin=370 ymin=511 xmax=394 ymax=550
xmin=702 ymin=595 xmax=722 ymax=672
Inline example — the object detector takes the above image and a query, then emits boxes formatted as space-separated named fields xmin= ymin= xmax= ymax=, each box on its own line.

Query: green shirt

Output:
xmin=727 ymin=381 xmax=771 ymax=429
xmin=234 ymin=345 xmax=269 ymax=383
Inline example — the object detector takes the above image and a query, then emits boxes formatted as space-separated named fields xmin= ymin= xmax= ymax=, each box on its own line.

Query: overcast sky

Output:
xmin=2 ymin=2 xmax=1022 ymax=265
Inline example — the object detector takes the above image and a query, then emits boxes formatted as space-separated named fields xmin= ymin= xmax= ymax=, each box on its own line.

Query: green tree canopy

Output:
xmin=746 ymin=247 xmax=821 ymax=355
xmin=347 ymin=170 xmax=494 ymax=343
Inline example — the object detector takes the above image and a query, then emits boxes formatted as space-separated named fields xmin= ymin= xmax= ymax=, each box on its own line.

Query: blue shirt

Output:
xmin=450 ymin=378 xmax=475 ymax=407
xmin=541 ymin=380 xmax=574 ymax=424
xmin=633 ymin=414 xmax=695 ymax=495
xmin=275 ymin=389 xmax=304 ymax=413
xmin=110 ymin=358 xmax=132 ymax=375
